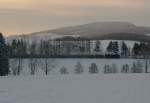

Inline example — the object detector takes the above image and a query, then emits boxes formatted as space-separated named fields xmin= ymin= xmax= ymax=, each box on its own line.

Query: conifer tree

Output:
xmin=121 ymin=41 xmax=128 ymax=57
xmin=107 ymin=41 xmax=113 ymax=53
xmin=74 ymin=62 xmax=84 ymax=74
xmin=89 ymin=63 xmax=99 ymax=74
xmin=0 ymin=33 xmax=9 ymax=76
xmin=132 ymin=43 xmax=140 ymax=56
xmin=94 ymin=40 xmax=101 ymax=52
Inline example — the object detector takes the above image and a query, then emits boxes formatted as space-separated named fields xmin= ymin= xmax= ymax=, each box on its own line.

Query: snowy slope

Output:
xmin=0 ymin=74 xmax=150 ymax=103
xmin=6 ymin=22 xmax=150 ymax=43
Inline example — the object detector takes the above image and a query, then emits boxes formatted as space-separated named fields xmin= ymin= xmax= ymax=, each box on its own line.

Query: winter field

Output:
xmin=9 ymin=58 xmax=150 ymax=75
xmin=0 ymin=58 xmax=150 ymax=103
xmin=0 ymin=74 xmax=150 ymax=103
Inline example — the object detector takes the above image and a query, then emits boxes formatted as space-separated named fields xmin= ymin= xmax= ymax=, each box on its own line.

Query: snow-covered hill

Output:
xmin=0 ymin=74 xmax=150 ymax=103
xmin=6 ymin=22 xmax=150 ymax=42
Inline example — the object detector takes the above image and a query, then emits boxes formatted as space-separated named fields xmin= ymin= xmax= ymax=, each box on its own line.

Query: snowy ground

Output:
xmin=0 ymin=74 xmax=150 ymax=103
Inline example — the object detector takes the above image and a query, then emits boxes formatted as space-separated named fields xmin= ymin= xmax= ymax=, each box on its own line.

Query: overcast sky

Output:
xmin=0 ymin=0 xmax=150 ymax=36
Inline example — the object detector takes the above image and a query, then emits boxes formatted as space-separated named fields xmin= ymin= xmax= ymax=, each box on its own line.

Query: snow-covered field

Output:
xmin=0 ymin=74 xmax=150 ymax=103
xmin=9 ymin=58 xmax=149 ymax=75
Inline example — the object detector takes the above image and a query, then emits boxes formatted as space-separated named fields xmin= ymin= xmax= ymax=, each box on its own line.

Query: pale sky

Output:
xmin=0 ymin=0 xmax=150 ymax=36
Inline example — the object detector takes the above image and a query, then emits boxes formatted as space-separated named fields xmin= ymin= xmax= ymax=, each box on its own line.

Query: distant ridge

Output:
xmin=7 ymin=22 xmax=150 ymax=42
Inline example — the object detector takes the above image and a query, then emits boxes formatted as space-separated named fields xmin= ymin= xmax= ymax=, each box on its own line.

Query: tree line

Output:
xmin=6 ymin=37 xmax=150 ymax=58
xmin=9 ymin=59 xmax=145 ymax=76
xmin=1 ymin=32 xmax=150 ymax=76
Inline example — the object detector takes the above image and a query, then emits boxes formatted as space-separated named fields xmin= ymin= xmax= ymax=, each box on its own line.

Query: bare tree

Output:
xmin=131 ymin=61 xmax=143 ymax=73
xmin=10 ymin=59 xmax=23 ymax=76
xmin=121 ymin=64 xmax=130 ymax=73
xmin=131 ymin=62 xmax=137 ymax=73
xmin=17 ymin=58 xmax=23 ymax=75
xmin=136 ymin=60 xmax=143 ymax=73
xmin=29 ymin=59 xmax=38 ymax=75
xmin=103 ymin=64 xmax=112 ymax=74
xmin=10 ymin=59 xmax=18 ymax=76
xmin=41 ymin=59 xmax=56 ymax=75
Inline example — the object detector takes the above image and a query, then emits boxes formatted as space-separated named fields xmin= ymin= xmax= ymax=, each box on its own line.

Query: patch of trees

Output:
xmin=132 ymin=42 xmax=150 ymax=58
xmin=9 ymin=59 xmax=146 ymax=76
xmin=103 ymin=61 xmax=144 ymax=74
xmin=0 ymin=33 xmax=9 ymax=76
xmin=8 ymin=39 xmax=92 ymax=58
xmin=7 ymin=38 xmax=150 ymax=59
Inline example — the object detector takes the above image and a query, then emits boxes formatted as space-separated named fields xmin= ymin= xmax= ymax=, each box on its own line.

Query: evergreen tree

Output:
xmin=89 ymin=63 xmax=99 ymax=74
xmin=0 ymin=33 xmax=9 ymax=76
xmin=121 ymin=41 xmax=128 ymax=57
xmin=107 ymin=41 xmax=119 ymax=54
xmin=94 ymin=40 xmax=101 ymax=52
xmin=85 ymin=40 xmax=91 ymax=54
xmin=74 ymin=62 xmax=84 ymax=74
xmin=132 ymin=43 xmax=140 ymax=56
xmin=107 ymin=41 xmax=113 ymax=53
xmin=139 ymin=42 xmax=150 ymax=57
xmin=112 ymin=41 xmax=119 ymax=54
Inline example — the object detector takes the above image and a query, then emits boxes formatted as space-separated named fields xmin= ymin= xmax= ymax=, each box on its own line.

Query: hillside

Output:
xmin=7 ymin=22 xmax=150 ymax=42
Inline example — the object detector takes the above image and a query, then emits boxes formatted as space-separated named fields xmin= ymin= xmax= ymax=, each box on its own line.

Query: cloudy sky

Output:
xmin=0 ymin=0 xmax=150 ymax=36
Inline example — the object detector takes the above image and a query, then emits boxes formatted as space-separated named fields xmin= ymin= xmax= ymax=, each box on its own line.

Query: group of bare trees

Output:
xmin=8 ymin=38 xmax=92 ymax=58
xmin=8 ymin=37 xmax=150 ymax=59
xmin=10 ymin=59 xmax=56 ymax=76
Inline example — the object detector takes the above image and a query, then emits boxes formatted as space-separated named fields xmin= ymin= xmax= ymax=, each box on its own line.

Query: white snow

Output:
xmin=0 ymin=74 xmax=150 ymax=103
